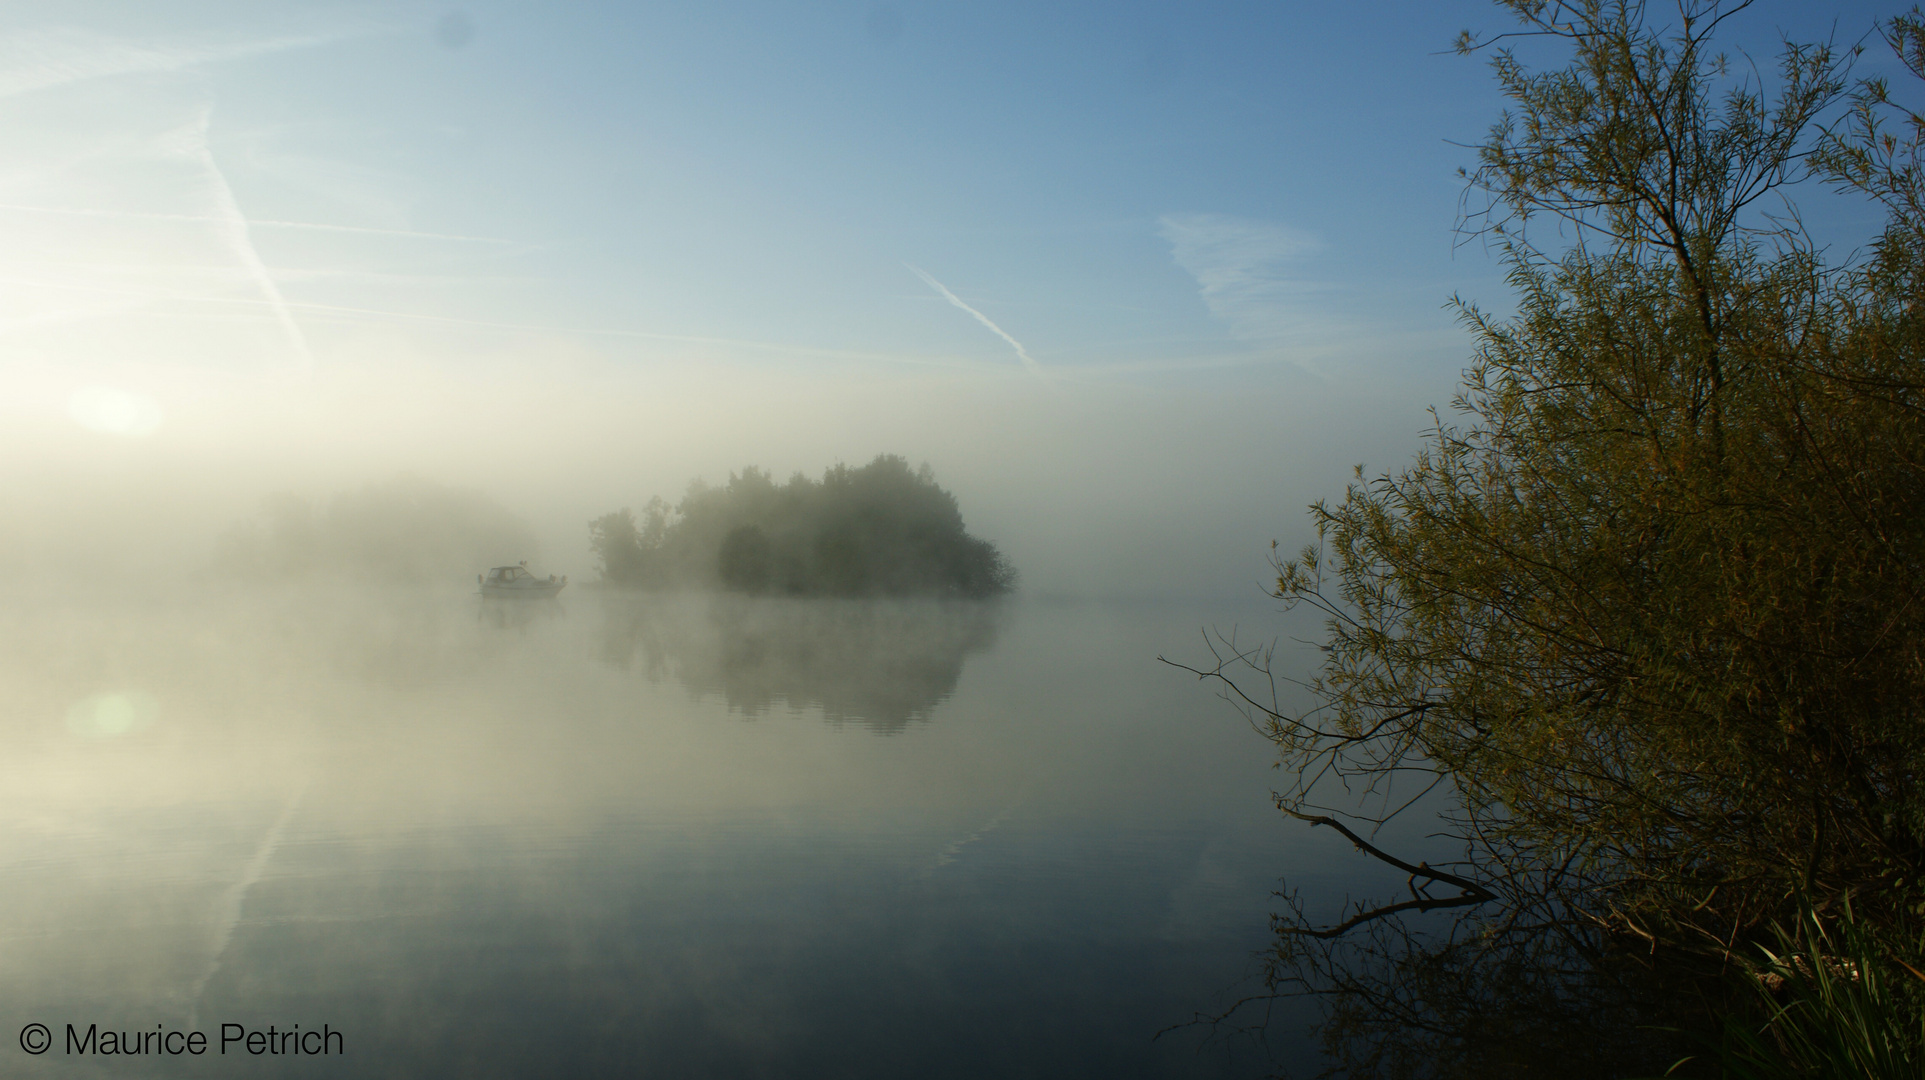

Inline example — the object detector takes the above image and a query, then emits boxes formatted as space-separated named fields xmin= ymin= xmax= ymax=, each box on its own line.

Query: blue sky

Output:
xmin=0 ymin=0 xmax=1904 ymax=595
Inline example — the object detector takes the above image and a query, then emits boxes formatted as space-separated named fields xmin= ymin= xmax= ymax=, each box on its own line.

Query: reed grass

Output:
xmin=1673 ymin=904 xmax=1925 ymax=1080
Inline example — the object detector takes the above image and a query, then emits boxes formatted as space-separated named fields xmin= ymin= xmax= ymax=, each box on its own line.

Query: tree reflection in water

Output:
xmin=1249 ymin=865 xmax=1703 ymax=1079
xmin=593 ymin=594 xmax=1003 ymax=733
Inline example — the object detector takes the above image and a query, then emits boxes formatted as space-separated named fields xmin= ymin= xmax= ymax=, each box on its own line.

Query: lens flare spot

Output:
xmin=68 ymin=386 xmax=163 ymax=437
xmin=66 ymin=691 xmax=160 ymax=739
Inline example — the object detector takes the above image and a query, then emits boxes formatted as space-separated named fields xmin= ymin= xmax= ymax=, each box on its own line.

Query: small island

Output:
xmin=589 ymin=454 xmax=1015 ymax=598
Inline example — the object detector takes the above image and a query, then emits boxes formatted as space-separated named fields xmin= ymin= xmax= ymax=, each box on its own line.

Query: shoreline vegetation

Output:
xmin=588 ymin=454 xmax=1016 ymax=599
xmin=1175 ymin=2 xmax=1925 ymax=1075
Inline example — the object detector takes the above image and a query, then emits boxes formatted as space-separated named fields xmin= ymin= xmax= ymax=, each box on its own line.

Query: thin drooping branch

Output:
xmin=1279 ymin=807 xmax=1498 ymax=903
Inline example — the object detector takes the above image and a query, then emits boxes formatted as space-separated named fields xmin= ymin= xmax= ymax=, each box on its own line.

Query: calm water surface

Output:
xmin=0 ymin=586 xmax=1336 ymax=1077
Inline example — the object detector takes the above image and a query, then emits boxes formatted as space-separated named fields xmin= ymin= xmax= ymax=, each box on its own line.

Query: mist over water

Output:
xmin=0 ymin=0 xmax=1596 ymax=1071
xmin=0 ymin=324 xmax=1455 ymax=1074
xmin=0 ymin=189 xmax=1416 ymax=1075
xmin=0 ymin=573 xmax=1326 ymax=1076
xmin=0 ymin=354 xmax=1434 ymax=601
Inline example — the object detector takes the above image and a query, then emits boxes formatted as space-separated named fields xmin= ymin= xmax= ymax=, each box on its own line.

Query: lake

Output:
xmin=0 ymin=585 xmax=1354 ymax=1077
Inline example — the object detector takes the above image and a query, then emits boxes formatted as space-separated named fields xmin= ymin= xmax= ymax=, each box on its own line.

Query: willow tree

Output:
xmin=1212 ymin=0 xmax=1925 ymax=964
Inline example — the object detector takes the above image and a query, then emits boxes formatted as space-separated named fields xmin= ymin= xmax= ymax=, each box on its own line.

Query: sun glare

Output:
xmin=65 ymin=690 xmax=160 ymax=739
xmin=67 ymin=384 xmax=163 ymax=437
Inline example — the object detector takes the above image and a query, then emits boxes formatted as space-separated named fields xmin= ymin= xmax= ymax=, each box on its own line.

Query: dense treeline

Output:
xmin=589 ymin=455 xmax=1015 ymax=598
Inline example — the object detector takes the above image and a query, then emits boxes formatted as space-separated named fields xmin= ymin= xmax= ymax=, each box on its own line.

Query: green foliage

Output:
xmin=717 ymin=524 xmax=774 ymax=593
xmin=1171 ymin=4 xmax=1925 ymax=1074
xmin=1240 ymin=0 xmax=1925 ymax=999
xmin=1679 ymin=903 xmax=1925 ymax=1080
xmin=590 ymin=454 xmax=1015 ymax=598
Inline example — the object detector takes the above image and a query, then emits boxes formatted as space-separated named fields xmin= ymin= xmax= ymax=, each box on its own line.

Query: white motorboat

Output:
xmin=479 ymin=562 xmax=566 ymax=599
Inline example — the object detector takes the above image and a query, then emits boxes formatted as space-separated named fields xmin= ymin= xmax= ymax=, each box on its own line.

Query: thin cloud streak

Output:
xmin=0 ymin=27 xmax=366 ymax=100
xmin=0 ymin=203 xmax=517 ymax=244
xmin=0 ymin=273 xmax=989 ymax=370
xmin=908 ymin=265 xmax=1040 ymax=373
xmin=1158 ymin=213 xmax=1332 ymax=343
xmin=175 ymin=107 xmax=312 ymax=374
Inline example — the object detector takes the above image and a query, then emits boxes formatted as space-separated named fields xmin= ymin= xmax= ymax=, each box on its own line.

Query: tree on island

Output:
xmin=589 ymin=454 xmax=1015 ymax=598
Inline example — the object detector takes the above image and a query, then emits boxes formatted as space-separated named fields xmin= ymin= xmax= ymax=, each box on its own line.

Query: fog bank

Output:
xmin=4 ymin=350 xmax=1447 ymax=600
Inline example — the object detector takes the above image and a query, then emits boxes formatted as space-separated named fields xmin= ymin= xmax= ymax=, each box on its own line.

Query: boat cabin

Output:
xmin=478 ymin=561 xmax=565 ymax=597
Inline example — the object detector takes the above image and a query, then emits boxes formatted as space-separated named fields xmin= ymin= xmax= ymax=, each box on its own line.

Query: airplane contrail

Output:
xmin=0 ymin=273 xmax=988 ymax=368
xmin=0 ymin=27 xmax=368 ymax=100
xmin=907 ymin=265 xmax=1039 ymax=373
xmin=177 ymin=107 xmax=313 ymax=375
xmin=0 ymin=203 xmax=516 ymax=244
